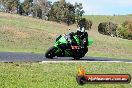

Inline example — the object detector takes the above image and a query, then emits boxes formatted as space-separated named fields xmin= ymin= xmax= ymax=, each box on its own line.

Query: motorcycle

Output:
xmin=45 ymin=33 xmax=93 ymax=60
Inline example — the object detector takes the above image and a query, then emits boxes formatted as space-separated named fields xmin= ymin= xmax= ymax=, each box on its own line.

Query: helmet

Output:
xmin=81 ymin=27 xmax=85 ymax=32
xmin=77 ymin=27 xmax=85 ymax=33
xmin=77 ymin=27 xmax=81 ymax=31
xmin=76 ymin=27 xmax=85 ymax=36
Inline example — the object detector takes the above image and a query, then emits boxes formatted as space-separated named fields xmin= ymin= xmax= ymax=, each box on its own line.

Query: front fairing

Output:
xmin=54 ymin=34 xmax=93 ymax=47
xmin=54 ymin=35 xmax=68 ymax=47
xmin=54 ymin=35 xmax=73 ymax=57
xmin=73 ymin=35 xmax=80 ymax=45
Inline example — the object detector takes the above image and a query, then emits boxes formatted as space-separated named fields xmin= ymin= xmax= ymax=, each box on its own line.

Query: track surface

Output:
xmin=0 ymin=52 xmax=132 ymax=62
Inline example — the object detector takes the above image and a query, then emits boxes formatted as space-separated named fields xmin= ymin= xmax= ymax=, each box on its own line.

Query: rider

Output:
xmin=69 ymin=18 xmax=88 ymax=47
xmin=69 ymin=18 xmax=88 ymax=57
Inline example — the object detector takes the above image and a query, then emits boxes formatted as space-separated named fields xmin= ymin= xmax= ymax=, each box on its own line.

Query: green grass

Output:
xmin=0 ymin=62 xmax=132 ymax=88
xmin=0 ymin=12 xmax=132 ymax=59
xmin=84 ymin=15 xmax=132 ymax=59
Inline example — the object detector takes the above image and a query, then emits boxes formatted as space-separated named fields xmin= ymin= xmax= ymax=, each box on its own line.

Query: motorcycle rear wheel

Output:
xmin=73 ymin=57 xmax=80 ymax=60
xmin=73 ymin=51 xmax=81 ymax=60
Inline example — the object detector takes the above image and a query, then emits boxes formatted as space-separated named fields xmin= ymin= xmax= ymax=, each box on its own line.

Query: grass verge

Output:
xmin=0 ymin=62 xmax=132 ymax=88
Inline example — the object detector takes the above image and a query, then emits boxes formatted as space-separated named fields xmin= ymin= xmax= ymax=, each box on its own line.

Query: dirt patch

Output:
xmin=1 ymin=25 xmax=30 ymax=38
xmin=15 ymin=31 xmax=29 ymax=38
xmin=49 ymin=33 xmax=58 ymax=37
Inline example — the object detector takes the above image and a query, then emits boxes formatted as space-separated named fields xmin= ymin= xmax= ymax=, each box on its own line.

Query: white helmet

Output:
xmin=81 ymin=27 xmax=85 ymax=32
xmin=77 ymin=27 xmax=85 ymax=33
xmin=77 ymin=27 xmax=81 ymax=31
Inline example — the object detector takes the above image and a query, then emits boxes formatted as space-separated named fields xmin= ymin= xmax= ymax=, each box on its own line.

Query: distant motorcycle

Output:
xmin=45 ymin=33 xmax=93 ymax=60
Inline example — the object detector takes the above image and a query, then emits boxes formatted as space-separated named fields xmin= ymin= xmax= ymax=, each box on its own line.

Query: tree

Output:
xmin=47 ymin=0 xmax=75 ymax=25
xmin=23 ymin=0 xmax=31 ymax=15
xmin=0 ymin=0 xmax=6 ymax=11
xmin=98 ymin=22 xmax=117 ymax=36
xmin=33 ymin=0 xmax=52 ymax=19
xmin=74 ymin=2 xmax=85 ymax=23
xmin=48 ymin=1 xmax=62 ymax=22
xmin=37 ymin=8 xmax=42 ymax=19
xmin=118 ymin=20 xmax=132 ymax=40
xmin=31 ymin=4 xmax=40 ymax=17
xmin=0 ymin=0 xmax=19 ymax=13
xmin=65 ymin=3 xmax=75 ymax=25
xmin=18 ymin=4 xmax=24 ymax=15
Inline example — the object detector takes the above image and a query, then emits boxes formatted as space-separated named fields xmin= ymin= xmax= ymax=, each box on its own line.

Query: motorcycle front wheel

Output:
xmin=45 ymin=46 xmax=57 ymax=59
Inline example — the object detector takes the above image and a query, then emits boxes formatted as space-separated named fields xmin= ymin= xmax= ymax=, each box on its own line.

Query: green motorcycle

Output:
xmin=45 ymin=33 xmax=93 ymax=60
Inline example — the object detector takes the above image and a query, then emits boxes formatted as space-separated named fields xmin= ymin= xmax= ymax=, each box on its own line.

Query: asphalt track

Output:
xmin=0 ymin=52 xmax=132 ymax=63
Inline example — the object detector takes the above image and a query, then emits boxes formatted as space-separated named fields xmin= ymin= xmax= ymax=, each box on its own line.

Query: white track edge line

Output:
xmin=40 ymin=61 xmax=126 ymax=63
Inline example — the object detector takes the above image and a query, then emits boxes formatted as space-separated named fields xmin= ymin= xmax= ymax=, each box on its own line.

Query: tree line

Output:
xmin=0 ymin=0 xmax=85 ymax=26
xmin=98 ymin=21 xmax=132 ymax=40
